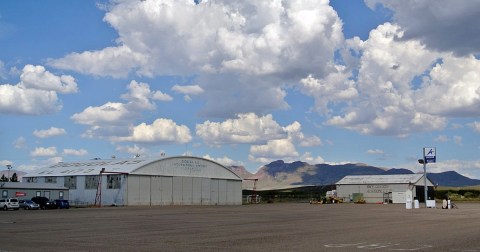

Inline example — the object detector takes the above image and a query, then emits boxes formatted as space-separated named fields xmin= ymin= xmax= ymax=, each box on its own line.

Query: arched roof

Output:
xmin=24 ymin=156 xmax=241 ymax=181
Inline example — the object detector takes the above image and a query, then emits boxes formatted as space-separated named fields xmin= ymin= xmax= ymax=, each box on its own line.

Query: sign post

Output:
xmin=422 ymin=147 xmax=436 ymax=207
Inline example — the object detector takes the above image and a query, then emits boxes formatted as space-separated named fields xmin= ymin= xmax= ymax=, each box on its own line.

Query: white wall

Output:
xmin=126 ymin=175 xmax=241 ymax=206
xmin=337 ymin=184 xmax=412 ymax=203
xmin=30 ymin=174 xmax=241 ymax=206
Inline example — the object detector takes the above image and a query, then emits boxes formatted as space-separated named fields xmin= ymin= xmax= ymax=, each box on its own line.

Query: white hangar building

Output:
xmin=335 ymin=174 xmax=435 ymax=204
xmin=23 ymin=156 xmax=242 ymax=206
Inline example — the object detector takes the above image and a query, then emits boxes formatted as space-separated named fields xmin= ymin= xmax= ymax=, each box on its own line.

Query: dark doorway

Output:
xmin=415 ymin=186 xmax=435 ymax=202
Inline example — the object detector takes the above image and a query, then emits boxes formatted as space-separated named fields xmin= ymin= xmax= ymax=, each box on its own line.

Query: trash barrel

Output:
xmin=406 ymin=199 xmax=412 ymax=209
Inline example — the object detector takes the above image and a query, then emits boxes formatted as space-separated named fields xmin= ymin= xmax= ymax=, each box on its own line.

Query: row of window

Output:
xmin=2 ymin=190 xmax=64 ymax=199
xmin=25 ymin=175 xmax=122 ymax=190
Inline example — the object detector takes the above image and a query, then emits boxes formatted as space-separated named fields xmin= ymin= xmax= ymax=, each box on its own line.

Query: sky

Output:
xmin=1 ymin=0 xmax=480 ymax=178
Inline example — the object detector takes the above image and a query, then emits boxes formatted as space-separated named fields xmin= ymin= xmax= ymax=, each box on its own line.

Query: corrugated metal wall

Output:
xmin=127 ymin=175 xmax=241 ymax=206
xmin=337 ymin=184 xmax=412 ymax=203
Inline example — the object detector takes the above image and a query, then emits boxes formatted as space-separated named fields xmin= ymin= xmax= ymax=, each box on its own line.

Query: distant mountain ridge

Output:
xmin=427 ymin=171 xmax=480 ymax=187
xmin=230 ymin=160 xmax=480 ymax=190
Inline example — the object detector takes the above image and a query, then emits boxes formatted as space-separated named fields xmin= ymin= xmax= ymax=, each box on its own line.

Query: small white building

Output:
xmin=0 ymin=182 xmax=68 ymax=200
xmin=336 ymin=174 xmax=435 ymax=204
xmin=23 ymin=156 xmax=242 ymax=206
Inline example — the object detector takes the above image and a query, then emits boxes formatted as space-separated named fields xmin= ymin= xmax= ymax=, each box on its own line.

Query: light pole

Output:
xmin=6 ymin=164 xmax=12 ymax=182
xmin=418 ymin=159 xmax=427 ymax=207
xmin=419 ymin=147 xmax=436 ymax=208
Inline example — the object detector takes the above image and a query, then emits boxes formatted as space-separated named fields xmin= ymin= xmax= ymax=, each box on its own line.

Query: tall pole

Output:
xmin=421 ymin=147 xmax=435 ymax=208
xmin=423 ymin=161 xmax=428 ymax=207
xmin=6 ymin=164 xmax=12 ymax=182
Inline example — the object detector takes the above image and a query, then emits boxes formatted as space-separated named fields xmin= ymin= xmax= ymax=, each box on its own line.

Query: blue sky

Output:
xmin=1 ymin=0 xmax=480 ymax=178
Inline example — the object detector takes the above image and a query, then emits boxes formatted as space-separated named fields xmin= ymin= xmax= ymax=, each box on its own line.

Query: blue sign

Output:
xmin=423 ymin=147 xmax=436 ymax=163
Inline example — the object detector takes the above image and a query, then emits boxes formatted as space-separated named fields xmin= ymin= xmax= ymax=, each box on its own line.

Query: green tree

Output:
xmin=0 ymin=174 xmax=7 ymax=182
xmin=10 ymin=172 xmax=18 ymax=182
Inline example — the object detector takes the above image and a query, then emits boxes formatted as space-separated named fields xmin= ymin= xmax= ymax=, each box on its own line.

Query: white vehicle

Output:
xmin=0 ymin=198 xmax=20 ymax=210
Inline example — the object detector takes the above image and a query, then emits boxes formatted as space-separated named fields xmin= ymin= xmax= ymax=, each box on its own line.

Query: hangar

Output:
xmin=335 ymin=174 xmax=435 ymax=204
xmin=23 ymin=156 xmax=242 ymax=206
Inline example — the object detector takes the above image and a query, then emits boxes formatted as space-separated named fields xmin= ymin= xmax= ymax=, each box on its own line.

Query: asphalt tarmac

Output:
xmin=0 ymin=202 xmax=479 ymax=251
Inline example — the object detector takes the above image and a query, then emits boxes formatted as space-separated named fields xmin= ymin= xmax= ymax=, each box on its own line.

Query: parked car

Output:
xmin=54 ymin=199 xmax=70 ymax=209
xmin=31 ymin=197 xmax=56 ymax=210
xmin=0 ymin=198 xmax=20 ymax=211
xmin=19 ymin=200 xmax=40 ymax=210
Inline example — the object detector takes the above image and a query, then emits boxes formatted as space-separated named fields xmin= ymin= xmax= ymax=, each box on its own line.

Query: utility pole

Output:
xmin=419 ymin=147 xmax=436 ymax=208
xmin=6 ymin=164 xmax=12 ymax=182
xmin=418 ymin=159 xmax=427 ymax=207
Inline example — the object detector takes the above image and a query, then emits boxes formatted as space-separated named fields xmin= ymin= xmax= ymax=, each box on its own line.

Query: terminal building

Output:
xmin=335 ymin=174 xmax=435 ymax=204
xmin=22 ymin=156 xmax=242 ymax=206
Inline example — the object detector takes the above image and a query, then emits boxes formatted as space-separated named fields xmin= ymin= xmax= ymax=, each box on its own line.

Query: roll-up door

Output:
xmin=210 ymin=179 xmax=219 ymax=205
xmin=218 ymin=180 xmax=227 ymax=205
xmin=182 ymin=177 xmax=193 ymax=205
xmin=192 ymin=177 xmax=202 ymax=204
xmin=201 ymin=178 xmax=211 ymax=205
xmin=161 ymin=177 xmax=173 ymax=205
xmin=172 ymin=177 xmax=183 ymax=204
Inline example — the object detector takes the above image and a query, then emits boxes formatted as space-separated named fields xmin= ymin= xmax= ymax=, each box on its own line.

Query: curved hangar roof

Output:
xmin=24 ymin=156 xmax=241 ymax=181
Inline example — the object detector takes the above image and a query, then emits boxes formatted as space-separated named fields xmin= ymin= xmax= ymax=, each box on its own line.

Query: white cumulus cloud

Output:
xmin=415 ymin=55 xmax=480 ymax=117
xmin=249 ymin=139 xmax=299 ymax=163
xmin=115 ymin=144 xmax=149 ymax=156
xmin=33 ymin=127 xmax=66 ymax=138
xmin=48 ymin=45 xmax=147 ymax=78
xmin=196 ymin=113 xmax=286 ymax=146
xmin=322 ymin=23 xmax=454 ymax=137
xmin=172 ymin=84 xmax=204 ymax=102
xmin=63 ymin=148 xmax=88 ymax=156
xmin=72 ymin=80 xmax=173 ymax=140
xmin=203 ymin=155 xmax=241 ymax=167
xmin=0 ymin=84 xmax=61 ymax=115
xmin=72 ymin=102 xmax=131 ymax=126
xmin=0 ymin=64 xmax=78 ymax=115
xmin=49 ymin=0 xmax=344 ymax=118
xmin=469 ymin=121 xmax=480 ymax=133
xmin=19 ymin=64 xmax=78 ymax=94
xmin=115 ymin=118 xmax=192 ymax=144
xmin=30 ymin=147 xmax=58 ymax=157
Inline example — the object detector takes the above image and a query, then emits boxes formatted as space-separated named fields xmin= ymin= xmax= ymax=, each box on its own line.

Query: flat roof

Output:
xmin=0 ymin=182 xmax=68 ymax=190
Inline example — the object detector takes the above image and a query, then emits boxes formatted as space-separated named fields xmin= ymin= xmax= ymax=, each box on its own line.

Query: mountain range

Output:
xmin=230 ymin=160 xmax=480 ymax=190
xmin=2 ymin=162 xmax=479 ymax=189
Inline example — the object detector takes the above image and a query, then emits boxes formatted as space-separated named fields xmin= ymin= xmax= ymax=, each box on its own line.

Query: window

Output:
xmin=26 ymin=177 xmax=38 ymax=183
xmin=2 ymin=190 xmax=7 ymax=198
xmin=85 ymin=175 xmax=99 ymax=190
xmin=107 ymin=175 xmax=121 ymax=189
xmin=64 ymin=176 xmax=77 ymax=189
xmin=45 ymin=176 xmax=57 ymax=183
xmin=59 ymin=191 xmax=64 ymax=200
xmin=36 ymin=191 xmax=41 ymax=197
